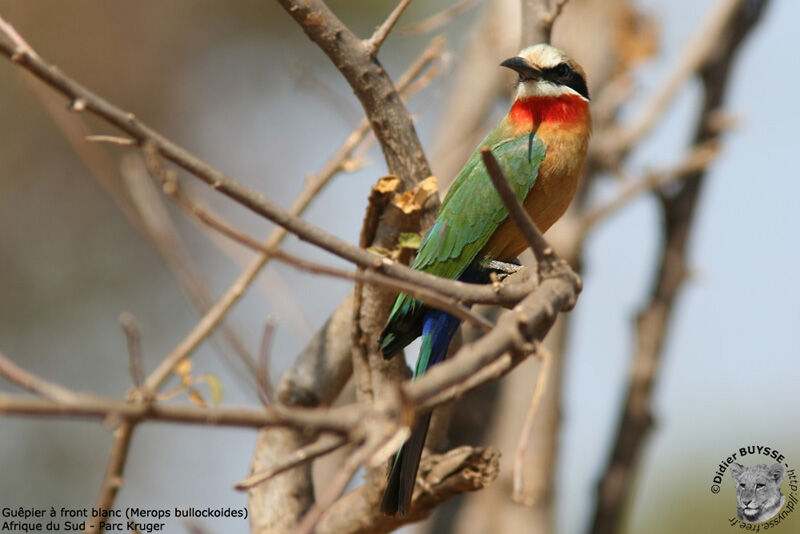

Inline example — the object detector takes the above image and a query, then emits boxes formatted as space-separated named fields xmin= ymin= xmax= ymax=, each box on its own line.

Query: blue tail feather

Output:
xmin=380 ymin=265 xmax=492 ymax=516
xmin=380 ymin=311 xmax=460 ymax=516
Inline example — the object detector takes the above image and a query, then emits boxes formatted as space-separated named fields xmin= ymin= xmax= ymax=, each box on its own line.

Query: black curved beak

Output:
xmin=500 ymin=57 xmax=541 ymax=80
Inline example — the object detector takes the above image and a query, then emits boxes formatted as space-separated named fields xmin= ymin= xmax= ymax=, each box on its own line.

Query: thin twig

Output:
xmin=0 ymin=350 xmax=85 ymax=403
xmin=87 ymin=421 xmax=134 ymax=533
xmin=480 ymin=148 xmax=555 ymax=266
xmin=121 ymin=154 xmax=260 ymax=387
xmin=597 ymin=0 xmax=749 ymax=159
xmin=512 ymin=345 xmax=551 ymax=505
xmin=544 ymin=0 xmax=570 ymax=26
xmin=119 ymin=313 xmax=144 ymax=389
xmin=142 ymin=149 xmax=492 ymax=332
xmin=521 ymin=0 xmax=571 ymax=45
xmin=579 ymin=140 xmax=721 ymax=234
xmin=257 ymin=318 xmax=277 ymax=406
xmin=364 ymin=0 xmax=414 ymax=56
xmin=396 ymin=0 xmax=482 ymax=36
xmin=293 ymin=437 xmax=383 ymax=534
xmin=0 ymin=28 xmax=538 ymax=311
xmin=0 ymin=392 xmax=359 ymax=433
xmin=86 ymin=134 xmax=135 ymax=146
xmin=235 ymin=435 xmax=347 ymax=490
xmin=0 ymin=13 xmax=37 ymax=60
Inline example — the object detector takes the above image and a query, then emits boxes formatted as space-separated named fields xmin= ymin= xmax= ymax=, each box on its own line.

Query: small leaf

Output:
xmin=188 ymin=388 xmax=207 ymax=407
xmin=201 ymin=374 xmax=224 ymax=406
xmin=174 ymin=359 xmax=192 ymax=385
xmin=367 ymin=246 xmax=390 ymax=256
xmin=397 ymin=232 xmax=422 ymax=250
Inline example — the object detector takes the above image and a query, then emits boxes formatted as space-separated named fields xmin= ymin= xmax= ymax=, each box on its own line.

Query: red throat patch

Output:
xmin=509 ymin=94 xmax=589 ymax=127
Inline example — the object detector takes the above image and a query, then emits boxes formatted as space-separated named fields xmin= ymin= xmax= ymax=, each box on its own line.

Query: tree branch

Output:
xmin=520 ymin=0 xmax=570 ymax=45
xmin=0 ymin=351 xmax=88 ymax=404
xmin=0 ymin=392 xmax=361 ymax=433
xmin=276 ymin=0 xmax=431 ymax=187
xmin=481 ymin=148 xmax=557 ymax=267
xmin=0 ymin=27 xmax=545 ymax=312
xmin=235 ymin=435 xmax=347 ymax=491
xmin=364 ymin=0 xmax=414 ymax=56
xmin=590 ymin=1 xmax=771 ymax=531
xmin=316 ymin=446 xmax=500 ymax=534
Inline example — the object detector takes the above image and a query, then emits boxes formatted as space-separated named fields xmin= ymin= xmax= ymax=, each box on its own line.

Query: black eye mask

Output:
xmin=542 ymin=63 xmax=590 ymax=100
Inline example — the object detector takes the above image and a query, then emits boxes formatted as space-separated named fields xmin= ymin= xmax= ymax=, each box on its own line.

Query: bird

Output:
xmin=378 ymin=44 xmax=592 ymax=517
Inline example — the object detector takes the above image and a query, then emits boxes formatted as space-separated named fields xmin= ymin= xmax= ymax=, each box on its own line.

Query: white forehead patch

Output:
xmin=518 ymin=44 xmax=568 ymax=70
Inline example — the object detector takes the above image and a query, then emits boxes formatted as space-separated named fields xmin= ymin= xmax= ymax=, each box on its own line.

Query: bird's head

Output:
xmin=501 ymin=44 xmax=589 ymax=102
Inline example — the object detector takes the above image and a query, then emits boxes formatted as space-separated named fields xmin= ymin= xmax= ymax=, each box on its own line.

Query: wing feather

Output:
xmin=380 ymin=132 xmax=546 ymax=357
xmin=412 ymin=133 xmax=546 ymax=279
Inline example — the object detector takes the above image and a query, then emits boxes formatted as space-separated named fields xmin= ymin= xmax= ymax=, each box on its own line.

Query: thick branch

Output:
xmin=406 ymin=275 xmax=578 ymax=411
xmin=315 ymin=446 xmax=500 ymax=534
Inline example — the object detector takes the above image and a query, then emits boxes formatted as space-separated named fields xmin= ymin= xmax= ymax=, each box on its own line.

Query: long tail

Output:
xmin=380 ymin=310 xmax=461 ymax=516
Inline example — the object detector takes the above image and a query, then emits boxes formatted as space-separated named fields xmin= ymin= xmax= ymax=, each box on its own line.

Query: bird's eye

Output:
xmin=555 ymin=63 xmax=571 ymax=77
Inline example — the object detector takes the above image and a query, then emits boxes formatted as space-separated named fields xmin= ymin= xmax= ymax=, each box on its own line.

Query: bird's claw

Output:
xmin=484 ymin=259 xmax=523 ymax=275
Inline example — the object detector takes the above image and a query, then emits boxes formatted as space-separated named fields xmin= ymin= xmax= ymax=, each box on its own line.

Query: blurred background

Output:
xmin=0 ymin=0 xmax=797 ymax=532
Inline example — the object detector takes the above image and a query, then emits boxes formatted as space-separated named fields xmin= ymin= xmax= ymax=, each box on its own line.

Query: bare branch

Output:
xmin=364 ymin=0 xmax=414 ymax=56
xmin=257 ymin=318 xmax=277 ymax=406
xmin=142 ymin=154 xmax=492 ymax=333
xmin=512 ymin=345 xmax=551 ymax=504
xmin=590 ymin=1 xmax=771 ymax=531
xmin=315 ymin=446 xmax=500 ymax=533
xmin=86 ymin=422 xmax=135 ymax=533
xmin=294 ymin=439 xmax=377 ymax=534
xmin=406 ymin=274 xmax=579 ymax=411
xmin=276 ymin=0 xmax=431 ymax=186
xmin=119 ymin=313 xmax=144 ymax=390
xmin=0 ymin=13 xmax=36 ymax=60
xmin=520 ymin=0 xmax=571 ymax=45
xmin=595 ymin=0 xmax=755 ymax=161
xmin=0 ymin=350 xmax=86 ymax=403
xmin=236 ymin=435 xmax=347 ymax=491
xmin=481 ymin=148 xmax=555 ymax=267
xmin=85 ymin=134 xmax=135 ymax=146
xmin=579 ymin=140 xmax=721 ymax=234
xmin=0 ymin=392 xmax=360 ymax=433
xmin=397 ymin=0 xmax=482 ymax=36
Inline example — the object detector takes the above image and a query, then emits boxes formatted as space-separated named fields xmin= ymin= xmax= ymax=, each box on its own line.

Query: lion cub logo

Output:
xmin=730 ymin=462 xmax=786 ymax=523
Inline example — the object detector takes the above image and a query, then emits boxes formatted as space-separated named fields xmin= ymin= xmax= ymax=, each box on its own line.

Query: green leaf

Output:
xmin=201 ymin=374 xmax=224 ymax=406
xmin=397 ymin=232 xmax=422 ymax=250
xmin=367 ymin=245 xmax=390 ymax=256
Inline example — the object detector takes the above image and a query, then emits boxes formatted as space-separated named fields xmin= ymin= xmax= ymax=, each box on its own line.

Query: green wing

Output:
xmin=380 ymin=132 xmax=546 ymax=356
xmin=411 ymin=132 xmax=546 ymax=279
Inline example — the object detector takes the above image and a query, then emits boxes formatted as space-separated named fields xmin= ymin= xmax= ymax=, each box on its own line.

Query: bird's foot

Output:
xmin=484 ymin=259 xmax=522 ymax=275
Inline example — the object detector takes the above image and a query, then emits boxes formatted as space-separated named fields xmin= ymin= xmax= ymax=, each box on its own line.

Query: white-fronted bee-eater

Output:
xmin=380 ymin=43 xmax=592 ymax=516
